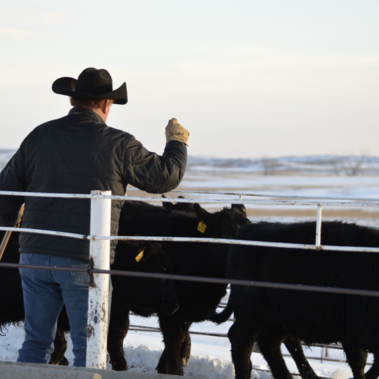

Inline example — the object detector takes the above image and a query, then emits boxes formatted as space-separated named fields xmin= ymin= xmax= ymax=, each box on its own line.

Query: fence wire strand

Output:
xmin=1 ymin=261 xmax=379 ymax=298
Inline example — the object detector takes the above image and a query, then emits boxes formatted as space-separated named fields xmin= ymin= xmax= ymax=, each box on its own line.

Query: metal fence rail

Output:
xmin=2 ymin=189 xmax=379 ymax=207
xmin=3 ymin=227 xmax=379 ymax=254
xmin=1 ymin=261 xmax=379 ymax=298
xmin=129 ymin=187 xmax=379 ymax=203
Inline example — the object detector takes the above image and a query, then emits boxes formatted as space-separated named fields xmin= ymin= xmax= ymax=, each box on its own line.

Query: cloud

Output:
xmin=0 ymin=27 xmax=32 ymax=38
xmin=0 ymin=7 xmax=68 ymax=37
xmin=122 ymin=47 xmax=379 ymax=99
xmin=25 ymin=11 xmax=68 ymax=26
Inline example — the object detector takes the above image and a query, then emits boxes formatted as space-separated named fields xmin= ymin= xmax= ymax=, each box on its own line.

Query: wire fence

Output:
xmin=126 ymin=320 xmax=361 ymax=366
xmin=1 ymin=189 xmax=379 ymax=370
xmin=1 ymin=189 xmax=379 ymax=297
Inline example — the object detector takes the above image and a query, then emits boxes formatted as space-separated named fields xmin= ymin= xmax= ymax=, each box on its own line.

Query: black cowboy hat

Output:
xmin=52 ymin=67 xmax=127 ymax=105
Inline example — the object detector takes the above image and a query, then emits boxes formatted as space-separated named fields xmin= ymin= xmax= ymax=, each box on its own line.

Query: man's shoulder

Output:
xmin=33 ymin=115 xmax=130 ymax=134
xmin=29 ymin=115 xmax=135 ymax=146
xmin=33 ymin=115 xmax=70 ymax=131
xmin=105 ymin=125 xmax=134 ymax=141
xmin=20 ymin=116 xmax=66 ymax=144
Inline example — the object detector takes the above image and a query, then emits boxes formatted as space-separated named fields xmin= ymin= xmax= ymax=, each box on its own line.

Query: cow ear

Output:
xmin=232 ymin=204 xmax=247 ymax=216
xmin=135 ymin=241 xmax=151 ymax=262
xmin=138 ymin=241 xmax=146 ymax=250
xmin=194 ymin=203 xmax=212 ymax=223
xmin=175 ymin=196 xmax=193 ymax=212
xmin=162 ymin=195 xmax=174 ymax=210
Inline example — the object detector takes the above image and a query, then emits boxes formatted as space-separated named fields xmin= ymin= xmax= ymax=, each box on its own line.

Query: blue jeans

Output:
xmin=17 ymin=253 xmax=90 ymax=367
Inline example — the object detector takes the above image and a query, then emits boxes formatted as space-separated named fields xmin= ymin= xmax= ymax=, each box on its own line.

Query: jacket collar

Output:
xmin=68 ymin=107 xmax=106 ymax=125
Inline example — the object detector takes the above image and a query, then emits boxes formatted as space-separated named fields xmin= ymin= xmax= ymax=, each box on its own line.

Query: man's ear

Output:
xmin=102 ymin=99 xmax=111 ymax=115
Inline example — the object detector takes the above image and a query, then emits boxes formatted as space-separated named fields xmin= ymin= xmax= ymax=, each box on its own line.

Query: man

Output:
xmin=0 ymin=67 xmax=189 ymax=366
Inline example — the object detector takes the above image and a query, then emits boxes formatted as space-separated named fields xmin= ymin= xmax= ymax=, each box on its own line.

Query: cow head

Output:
xmin=193 ymin=203 xmax=250 ymax=240
xmin=190 ymin=203 xmax=250 ymax=276
xmin=112 ymin=241 xmax=178 ymax=315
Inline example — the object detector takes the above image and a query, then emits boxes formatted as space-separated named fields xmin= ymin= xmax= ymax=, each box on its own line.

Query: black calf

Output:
xmin=115 ymin=200 xmax=250 ymax=375
xmin=211 ymin=221 xmax=379 ymax=379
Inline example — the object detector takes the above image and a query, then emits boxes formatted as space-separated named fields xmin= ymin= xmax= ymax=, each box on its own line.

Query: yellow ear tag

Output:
xmin=197 ymin=221 xmax=207 ymax=233
xmin=135 ymin=249 xmax=145 ymax=263
xmin=243 ymin=208 xmax=246 ymax=213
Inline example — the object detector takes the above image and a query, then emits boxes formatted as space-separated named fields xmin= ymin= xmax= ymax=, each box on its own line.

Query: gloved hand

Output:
xmin=165 ymin=118 xmax=190 ymax=146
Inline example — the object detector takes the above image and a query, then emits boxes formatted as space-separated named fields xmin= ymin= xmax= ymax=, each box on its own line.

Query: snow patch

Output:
xmin=331 ymin=368 xmax=350 ymax=379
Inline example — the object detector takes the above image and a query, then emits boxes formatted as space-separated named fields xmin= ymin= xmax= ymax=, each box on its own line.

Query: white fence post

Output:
xmin=86 ymin=190 xmax=112 ymax=368
xmin=315 ymin=205 xmax=322 ymax=250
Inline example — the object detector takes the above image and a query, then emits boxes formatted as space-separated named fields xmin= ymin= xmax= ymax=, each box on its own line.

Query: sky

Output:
xmin=1 ymin=0 xmax=378 ymax=158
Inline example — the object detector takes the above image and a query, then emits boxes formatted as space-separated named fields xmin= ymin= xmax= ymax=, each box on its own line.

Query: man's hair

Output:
xmin=70 ymin=97 xmax=114 ymax=109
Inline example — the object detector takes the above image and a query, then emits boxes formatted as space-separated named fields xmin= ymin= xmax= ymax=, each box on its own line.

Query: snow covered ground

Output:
xmin=0 ymin=319 xmax=357 ymax=379
xmin=0 ymin=150 xmax=378 ymax=378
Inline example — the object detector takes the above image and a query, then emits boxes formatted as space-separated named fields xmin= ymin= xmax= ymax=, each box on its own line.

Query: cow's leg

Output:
xmin=156 ymin=320 xmax=191 ymax=373
xmin=156 ymin=346 xmax=169 ymax=374
xmin=363 ymin=351 xmax=379 ymax=379
xmin=342 ymin=343 xmax=367 ymax=379
xmin=108 ymin=308 xmax=130 ymax=371
xmin=156 ymin=315 xmax=185 ymax=375
xmin=284 ymin=337 xmax=318 ymax=379
xmin=180 ymin=322 xmax=192 ymax=367
xmin=258 ymin=327 xmax=293 ymax=379
xmin=49 ymin=329 xmax=68 ymax=365
xmin=228 ymin=320 xmax=257 ymax=379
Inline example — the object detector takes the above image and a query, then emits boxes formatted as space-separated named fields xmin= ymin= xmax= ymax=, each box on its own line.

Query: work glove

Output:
xmin=165 ymin=118 xmax=190 ymax=146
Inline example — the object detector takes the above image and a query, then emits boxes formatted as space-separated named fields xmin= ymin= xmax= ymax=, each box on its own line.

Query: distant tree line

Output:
xmin=261 ymin=154 xmax=372 ymax=176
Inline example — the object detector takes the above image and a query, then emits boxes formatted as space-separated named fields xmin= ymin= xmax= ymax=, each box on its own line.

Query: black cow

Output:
xmin=0 ymin=231 xmax=25 ymax=331
xmin=166 ymin=198 xmax=315 ymax=379
xmin=0 ymin=230 xmax=178 ymax=367
xmin=111 ymin=200 xmax=250 ymax=375
xmin=210 ymin=221 xmax=379 ymax=379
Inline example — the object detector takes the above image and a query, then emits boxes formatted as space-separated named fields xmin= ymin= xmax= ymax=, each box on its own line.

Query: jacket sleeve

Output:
xmin=0 ymin=143 xmax=26 ymax=226
xmin=123 ymin=136 xmax=187 ymax=194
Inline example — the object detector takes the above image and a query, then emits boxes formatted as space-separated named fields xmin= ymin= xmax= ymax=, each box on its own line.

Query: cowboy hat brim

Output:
xmin=52 ymin=77 xmax=128 ymax=105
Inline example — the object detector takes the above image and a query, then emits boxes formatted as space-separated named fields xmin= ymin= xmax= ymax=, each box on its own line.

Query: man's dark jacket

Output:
xmin=0 ymin=108 xmax=187 ymax=263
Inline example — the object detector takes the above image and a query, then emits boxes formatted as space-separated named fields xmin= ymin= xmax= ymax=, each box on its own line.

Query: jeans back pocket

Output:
xmin=68 ymin=258 xmax=90 ymax=286
xmin=19 ymin=253 xmax=33 ymax=276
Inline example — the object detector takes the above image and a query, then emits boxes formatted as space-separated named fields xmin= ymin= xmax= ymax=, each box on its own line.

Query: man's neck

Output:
xmin=91 ymin=107 xmax=108 ymax=123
